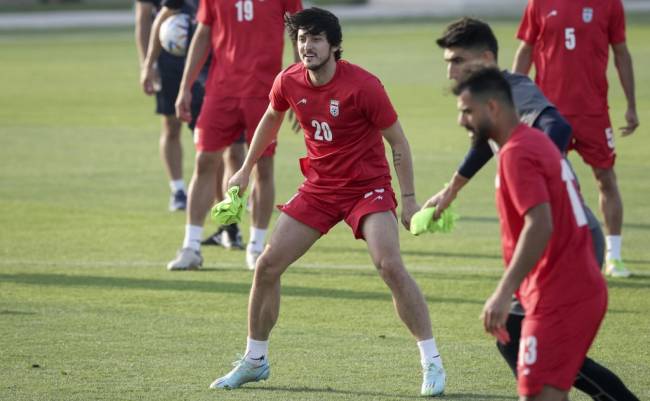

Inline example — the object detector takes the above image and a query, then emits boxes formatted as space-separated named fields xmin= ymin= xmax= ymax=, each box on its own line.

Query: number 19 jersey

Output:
xmin=270 ymin=61 xmax=398 ymax=194
xmin=197 ymin=0 xmax=302 ymax=98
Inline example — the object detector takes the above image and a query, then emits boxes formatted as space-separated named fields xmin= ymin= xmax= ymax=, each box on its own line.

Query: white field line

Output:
xmin=0 ymin=259 xmax=496 ymax=274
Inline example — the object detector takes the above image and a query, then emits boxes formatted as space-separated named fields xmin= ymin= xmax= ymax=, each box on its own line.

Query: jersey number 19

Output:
xmin=235 ymin=0 xmax=254 ymax=22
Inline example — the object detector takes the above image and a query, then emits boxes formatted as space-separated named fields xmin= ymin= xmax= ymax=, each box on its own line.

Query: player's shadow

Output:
xmin=0 ymin=273 xmax=484 ymax=305
xmin=246 ymin=385 xmax=515 ymax=400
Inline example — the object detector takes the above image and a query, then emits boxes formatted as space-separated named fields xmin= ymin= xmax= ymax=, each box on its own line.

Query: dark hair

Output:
xmin=285 ymin=7 xmax=343 ymax=61
xmin=452 ymin=66 xmax=514 ymax=107
xmin=436 ymin=17 xmax=499 ymax=61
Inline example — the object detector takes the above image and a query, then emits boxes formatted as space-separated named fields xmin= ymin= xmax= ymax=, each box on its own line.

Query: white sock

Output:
xmin=249 ymin=227 xmax=267 ymax=253
xmin=244 ymin=337 xmax=269 ymax=366
xmin=170 ymin=180 xmax=185 ymax=193
xmin=606 ymin=235 xmax=622 ymax=260
xmin=182 ymin=225 xmax=203 ymax=251
xmin=417 ymin=338 xmax=443 ymax=369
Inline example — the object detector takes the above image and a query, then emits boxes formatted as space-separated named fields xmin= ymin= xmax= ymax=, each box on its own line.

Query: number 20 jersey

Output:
xmin=270 ymin=61 xmax=398 ymax=194
xmin=516 ymin=0 xmax=626 ymax=115
xmin=495 ymin=124 xmax=606 ymax=315
xmin=197 ymin=0 xmax=302 ymax=98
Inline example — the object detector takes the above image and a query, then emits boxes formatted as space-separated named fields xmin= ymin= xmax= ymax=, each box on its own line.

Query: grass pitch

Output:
xmin=1 ymin=20 xmax=649 ymax=401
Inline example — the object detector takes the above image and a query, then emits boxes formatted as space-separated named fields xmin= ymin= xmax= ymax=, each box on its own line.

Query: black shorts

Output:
xmin=155 ymin=49 xmax=205 ymax=130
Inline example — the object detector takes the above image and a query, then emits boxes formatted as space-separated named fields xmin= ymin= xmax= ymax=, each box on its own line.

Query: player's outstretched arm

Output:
xmin=482 ymin=202 xmax=552 ymax=341
xmin=381 ymin=120 xmax=419 ymax=229
xmin=612 ymin=42 xmax=639 ymax=136
xmin=175 ymin=22 xmax=211 ymax=122
xmin=512 ymin=41 xmax=534 ymax=75
xmin=229 ymin=106 xmax=286 ymax=194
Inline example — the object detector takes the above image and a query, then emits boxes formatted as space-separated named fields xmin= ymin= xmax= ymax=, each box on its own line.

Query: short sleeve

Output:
xmin=608 ymin=0 xmax=626 ymax=45
xmin=269 ymin=72 xmax=290 ymax=112
xmin=197 ymin=0 xmax=212 ymax=25
xmin=501 ymin=147 xmax=549 ymax=216
xmin=357 ymin=77 xmax=398 ymax=129
xmin=284 ymin=0 xmax=303 ymax=15
xmin=516 ymin=0 xmax=539 ymax=45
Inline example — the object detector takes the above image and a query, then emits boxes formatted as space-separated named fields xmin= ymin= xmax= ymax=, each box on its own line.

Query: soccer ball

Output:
xmin=159 ymin=13 xmax=191 ymax=57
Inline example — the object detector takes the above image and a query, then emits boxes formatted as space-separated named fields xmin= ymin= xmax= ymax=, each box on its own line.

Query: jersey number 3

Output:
xmin=235 ymin=0 xmax=254 ymax=22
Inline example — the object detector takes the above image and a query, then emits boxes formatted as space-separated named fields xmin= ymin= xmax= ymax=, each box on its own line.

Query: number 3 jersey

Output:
xmin=270 ymin=60 xmax=398 ymax=194
xmin=495 ymin=124 xmax=606 ymax=315
xmin=197 ymin=0 xmax=302 ymax=98
xmin=516 ymin=0 xmax=626 ymax=115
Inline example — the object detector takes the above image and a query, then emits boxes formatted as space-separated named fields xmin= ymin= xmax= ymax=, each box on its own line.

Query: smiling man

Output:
xmin=209 ymin=7 xmax=446 ymax=397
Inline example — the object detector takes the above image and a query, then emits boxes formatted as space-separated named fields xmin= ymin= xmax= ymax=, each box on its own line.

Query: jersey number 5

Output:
xmin=235 ymin=0 xmax=254 ymax=22
xmin=565 ymin=27 xmax=576 ymax=50
xmin=311 ymin=120 xmax=333 ymax=142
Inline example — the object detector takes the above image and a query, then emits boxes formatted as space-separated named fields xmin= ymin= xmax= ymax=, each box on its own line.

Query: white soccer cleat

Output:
xmin=421 ymin=362 xmax=445 ymax=397
xmin=210 ymin=356 xmax=270 ymax=389
xmin=246 ymin=245 xmax=262 ymax=271
xmin=605 ymin=259 xmax=631 ymax=278
xmin=167 ymin=248 xmax=202 ymax=271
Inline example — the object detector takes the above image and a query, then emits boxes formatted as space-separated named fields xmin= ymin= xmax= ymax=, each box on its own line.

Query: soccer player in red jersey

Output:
xmin=454 ymin=66 xmax=608 ymax=401
xmin=513 ymin=0 xmax=639 ymax=277
xmin=210 ymin=8 xmax=446 ymax=396
xmin=167 ymin=0 xmax=303 ymax=271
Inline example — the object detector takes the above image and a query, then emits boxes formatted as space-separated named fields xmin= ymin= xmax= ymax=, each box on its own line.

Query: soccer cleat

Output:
xmin=201 ymin=227 xmax=224 ymax=246
xmin=246 ymin=245 xmax=262 ymax=271
xmin=167 ymin=248 xmax=202 ymax=271
xmin=605 ymin=259 xmax=631 ymax=278
xmin=421 ymin=362 xmax=445 ymax=397
xmin=169 ymin=190 xmax=187 ymax=212
xmin=222 ymin=224 xmax=245 ymax=250
xmin=209 ymin=356 xmax=270 ymax=389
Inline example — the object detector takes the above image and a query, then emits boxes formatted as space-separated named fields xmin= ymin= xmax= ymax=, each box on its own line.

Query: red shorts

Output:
xmin=565 ymin=114 xmax=616 ymax=169
xmin=278 ymin=186 xmax=397 ymax=239
xmin=517 ymin=290 xmax=607 ymax=396
xmin=195 ymin=96 xmax=276 ymax=156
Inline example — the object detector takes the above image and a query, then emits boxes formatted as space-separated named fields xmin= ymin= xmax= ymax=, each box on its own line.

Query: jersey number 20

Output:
xmin=311 ymin=120 xmax=333 ymax=142
xmin=235 ymin=0 xmax=253 ymax=22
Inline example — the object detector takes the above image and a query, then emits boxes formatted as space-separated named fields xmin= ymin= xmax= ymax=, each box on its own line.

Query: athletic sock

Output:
xmin=244 ymin=337 xmax=268 ymax=366
xmin=606 ymin=235 xmax=622 ymax=260
xmin=182 ymin=225 xmax=203 ymax=251
xmin=170 ymin=180 xmax=186 ymax=193
xmin=417 ymin=338 xmax=443 ymax=369
xmin=249 ymin=227 xmax=267 ymax=253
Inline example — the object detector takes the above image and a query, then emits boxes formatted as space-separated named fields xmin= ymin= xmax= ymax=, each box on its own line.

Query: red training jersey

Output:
xmin=197 ymin=0 xmax=302 ymax=98
xmin=270 ymin=60 xmax=398 ymax=194
xmin=496 ymin=124 xmax=606 ymax=315
xmin=516 ymin=0 xmax=626 ymax=115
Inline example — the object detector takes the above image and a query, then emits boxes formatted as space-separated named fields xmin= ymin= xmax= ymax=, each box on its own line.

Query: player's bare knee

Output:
xmin=593 ymin=167 xmax=617 ymax=191
xmin=375 ymin=257 xmax=406 ymax=284
xmin=254 ymin=253 xmax=283 ymax=284
xmin=194 ymin=152 xmax=220 ymax=176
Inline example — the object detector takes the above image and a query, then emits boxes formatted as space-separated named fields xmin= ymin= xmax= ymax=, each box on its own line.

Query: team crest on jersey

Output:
xmin=329 ymin=100 xmax=340 ymax=117
xmin=582 ymin=7 xmax=593 ymax=23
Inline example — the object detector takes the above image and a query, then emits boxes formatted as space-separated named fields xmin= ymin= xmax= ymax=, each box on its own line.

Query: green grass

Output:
xmin=1 ymin=20 xmax=649 ymax=401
